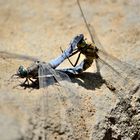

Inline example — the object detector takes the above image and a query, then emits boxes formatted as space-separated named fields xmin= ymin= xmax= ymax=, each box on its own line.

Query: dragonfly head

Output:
xmin=76 ymin=34 xmax=87 ymax=49
xmin=77 ymin=39 xmax=87 ymax=48
xmin=17 ymin=65 xmax=28 ymax=78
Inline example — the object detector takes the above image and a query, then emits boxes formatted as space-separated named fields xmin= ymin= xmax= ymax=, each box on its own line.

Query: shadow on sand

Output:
xmin=70 ymin=72 xmax=105 ymax=90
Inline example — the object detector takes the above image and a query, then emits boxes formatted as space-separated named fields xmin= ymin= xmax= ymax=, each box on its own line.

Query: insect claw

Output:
xmin=7 ymin=74 xmax=17 ymax=82
xmin=11 ymin=74 xmax=18 ymax=79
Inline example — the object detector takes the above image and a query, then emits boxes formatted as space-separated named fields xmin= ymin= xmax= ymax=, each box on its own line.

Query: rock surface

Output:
xmin=0 ymin=0 xmax=140 ymax=140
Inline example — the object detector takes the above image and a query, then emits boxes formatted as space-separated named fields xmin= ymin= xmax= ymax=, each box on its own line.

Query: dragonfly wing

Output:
xmin=38 ymin=62 xmax=72 ymax=87
xmin=98 ymin=49 xmax=140 ymax=77
xmin=0 ymin=51 xmax=39 ymax=62
xmin=38 ymin=63 xmax=56 ymax=87
xmin=77 ymin=0 xmax=107 ymax=71
xmin=96 ymin=50 xmax=140 ymax=94
xmin=88 ymin=24 xmax=105 ymax=51
xmin=38 ymin=62 xmax=86 ymax=139
xmin=88 ymin=24 xmax=109 ymax=71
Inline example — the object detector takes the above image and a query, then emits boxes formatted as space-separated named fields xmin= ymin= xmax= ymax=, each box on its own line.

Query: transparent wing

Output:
xmin=77 ymin=0 xmax=107 ymax=71
xmin=88 ymin=23 xmax=109 ymax=71
xmin=77 ymin=0 xmax=140 ymax=91
xmin=97 ymin=49 xmax=140 ymax=95
xmin=0 ymin=54 xmax=84 ymax=138
xmin=87 ymin=23 xmax=104 ymax=51
xmin=38 ymin=62 xmax=86 ymax=139
xmin=0 ymin=51 xmax=39 ymax=62
xmin=38 ymin=62 xmax=71 ymax=88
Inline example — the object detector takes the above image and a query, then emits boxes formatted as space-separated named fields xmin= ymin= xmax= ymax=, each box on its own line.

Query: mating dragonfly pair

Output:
xmin=0 ymin=0 xmax=139 ymax=94
xmin=1 ymin=32 xmax=139 ymax=93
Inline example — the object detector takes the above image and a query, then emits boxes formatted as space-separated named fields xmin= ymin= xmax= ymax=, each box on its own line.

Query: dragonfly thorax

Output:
xmin=77 ymin=39 xmax=98 ymax=59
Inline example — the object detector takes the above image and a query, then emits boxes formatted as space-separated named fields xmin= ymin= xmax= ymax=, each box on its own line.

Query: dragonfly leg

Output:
xmin=13 ymin=78 xmax=29 ymax=89
xmin=29 ymin=78 xmax=35 ymax=83
xmin=21 ymin=78 xmax=27 ymax=85
xmin=29 ymin=78 xmax=39 ymax=87
xmin=49 ymin=34 xmax=83 ymax=69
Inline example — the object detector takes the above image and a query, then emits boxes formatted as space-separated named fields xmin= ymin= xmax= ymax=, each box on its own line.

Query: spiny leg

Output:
xmin=60 ymin=47 xmax=79 ymax=67
xmin=73 ymin=52 xmax=81 ymax=67
xmin=19 ymin=78 xmax=30 ymax=89
xmin=29 ymin=78 xmax=34 ymax=83
xmin=13 ymin=78 xmax=29 ymax=89
xmin=23 ymin=78 xmax=29 ymax=85
xmin=29 ymin=78 xmax=39 ymax=87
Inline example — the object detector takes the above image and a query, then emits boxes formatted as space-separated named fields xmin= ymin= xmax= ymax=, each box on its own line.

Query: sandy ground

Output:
xmin=0 ymin=0 xmax=140 ymax=139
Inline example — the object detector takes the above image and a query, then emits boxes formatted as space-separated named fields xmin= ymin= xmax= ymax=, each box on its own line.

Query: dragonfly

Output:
xmin=0 ymin=49 xmax=90 ymax=139
xmin=0 ymin=52 xmax=88 ymax=139
xmin=60 ymin=0 xmax=140 ymax=97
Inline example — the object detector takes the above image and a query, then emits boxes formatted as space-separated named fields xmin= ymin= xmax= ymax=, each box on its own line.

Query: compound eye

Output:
xmin=17 ymin=66 xmax=23 ymax=74
xmin=17 ymin=65 xmax=27 ymax=78
xmin=77 ymin=39 xmax=86 ymax=48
